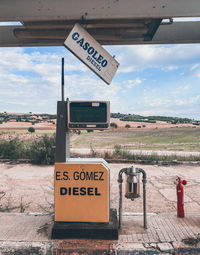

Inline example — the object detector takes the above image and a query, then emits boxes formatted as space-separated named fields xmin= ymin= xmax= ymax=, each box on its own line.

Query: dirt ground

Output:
xmin=110 ymin=118 xmax=197 ymax=130
xmin=0 ymin=121 xmax=56 ymax=130
xmin=0 ymin=118 xmax=198 ymax=131
xmin=0 ymin=163 xmax=199 ymax=215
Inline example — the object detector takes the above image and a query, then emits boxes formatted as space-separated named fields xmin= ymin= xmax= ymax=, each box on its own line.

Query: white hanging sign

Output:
xmin=64 ymin=23 xmax=119 ymax=85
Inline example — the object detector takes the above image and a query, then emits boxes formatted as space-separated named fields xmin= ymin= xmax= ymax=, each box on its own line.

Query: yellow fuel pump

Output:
xmin=54 ymin=158 xmax=109 ymax=223
xmin=52 ymin=100 xmax=119 ymax=239
xmin=52 ymin=158 xmax=118 ymax=239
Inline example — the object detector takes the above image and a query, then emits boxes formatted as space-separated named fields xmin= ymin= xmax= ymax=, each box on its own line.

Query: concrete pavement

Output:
xmin=0 ymin=163 xmax=200 ymax=254
xmin=0 ymin=212 xmax=200 ymax=254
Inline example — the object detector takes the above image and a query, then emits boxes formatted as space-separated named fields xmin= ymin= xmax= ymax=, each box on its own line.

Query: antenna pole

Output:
xmin=61 ymin=57 xmax=64 ymax=101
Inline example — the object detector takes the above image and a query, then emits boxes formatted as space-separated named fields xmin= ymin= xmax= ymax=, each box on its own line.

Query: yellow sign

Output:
xmin=54 ymin=159 xmax=110 ymax=223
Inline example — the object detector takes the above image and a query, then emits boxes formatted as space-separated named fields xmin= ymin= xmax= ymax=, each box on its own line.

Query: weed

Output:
xmin=20 ymin=196 xmax=30 ymax=213
xmin=29 ymin=135 xmax=55 ymax=165
xmin=39 ymin=183 xmax=54 ymax=215
xmin=112 ymin=146 xmax=200 ymax=164
xmin=90 ymin=144 xmax=97 ymax=157
xmin=0 ymin=135 xmax=55 ymax=164
xmin=183 ymin=233 xmax=200 ymax=247
xmin=114 ymin=144 xmax=122 ymax=154
xmin=0 ymin=192 xmax=30 ymax=213
xmin=0 ymin=138 xmax=27 ymax=160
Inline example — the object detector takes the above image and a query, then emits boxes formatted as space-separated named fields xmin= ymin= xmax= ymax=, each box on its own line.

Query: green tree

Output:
xmin=28 ymin=127 xmax=35 ymax=133
xmin=110 ymin=122 xmax=118 ymax=128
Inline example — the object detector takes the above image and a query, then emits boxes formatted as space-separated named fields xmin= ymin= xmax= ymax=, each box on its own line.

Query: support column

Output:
xmin=55 ymin=101 xmax=67 ymax=162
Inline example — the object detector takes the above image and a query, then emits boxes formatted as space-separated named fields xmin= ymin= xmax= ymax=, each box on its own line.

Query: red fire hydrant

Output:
xmin=176 ymin=177 xmax=187 ymax=218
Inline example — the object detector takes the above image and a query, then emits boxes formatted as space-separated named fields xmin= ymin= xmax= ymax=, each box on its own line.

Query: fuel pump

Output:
xmin=118 ymin=166 xmax=147 ymax=229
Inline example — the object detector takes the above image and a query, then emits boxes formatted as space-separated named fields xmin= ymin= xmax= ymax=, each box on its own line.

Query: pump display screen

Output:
xmin=70 ymin=102 xmax=107 ymax=123
xmin=68 ymin=101 xmax=110 ymax=129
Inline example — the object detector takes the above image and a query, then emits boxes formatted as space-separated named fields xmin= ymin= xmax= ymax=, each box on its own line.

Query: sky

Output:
xmin=0 ymin=29 xmax=200 ymax=119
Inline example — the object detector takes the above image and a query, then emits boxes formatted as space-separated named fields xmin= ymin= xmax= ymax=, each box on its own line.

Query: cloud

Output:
xmin=182 ymin=85 xmax=191 ymax=91
xmin=123 ymin=78 xmax=142 ymax=89
xmin=190 ymin=64 xmax=200 ymax=71
xmin=0 ymin=47 xmax=122 ymax=113
xmin=174 ymin=95 xmax=200 ymax=106
xmin=0 ymin=48 xmax=87 ymax=75
xmin=107 ymin=44 xmax=200 ymax=73
xmin=65 ymin=73 xmax=122 ymax=112
xmin=0 ymin=22 xmax=22 ymax=26
xmin=125 ymin=92 xmax=200 ymax=119
xmin=1 ymin=45 xmax=200 ymax=119
xmin=172 ymin=85 xmax=191 ymax=95
xmin=174 ymin=17 xmax=200 ymax=22
xmin=195 ymin=69 xmax=200 ymax=78
xmin=162 ymin=65 xmax=178 ymax=72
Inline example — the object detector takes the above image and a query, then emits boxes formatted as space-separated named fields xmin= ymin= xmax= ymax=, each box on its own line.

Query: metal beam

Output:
xmin=1 ymin=22 xmax=200 ymax=46
xmin=1 ymin=0 xmax=200 ymax=22
xmin=152 ymin=21 xmax=200 ymax=44
xmin=0 ymin=26 xmax=62 ymax=46
xmin=13 ymin=28 xmax=148 ymax=40
xmin=0 ymin=18 xmax=160 ymax=46
xmin=23 ymin=20 xmax=148 ymax=29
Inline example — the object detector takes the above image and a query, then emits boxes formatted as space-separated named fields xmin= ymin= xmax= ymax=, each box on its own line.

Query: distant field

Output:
xmin=1 ymin=124 xmax=200 ymax=152
xmin=71 ymin=127 xmax=200 ymax=151
xmin=0 ymin=129 xmax=55 ymax=135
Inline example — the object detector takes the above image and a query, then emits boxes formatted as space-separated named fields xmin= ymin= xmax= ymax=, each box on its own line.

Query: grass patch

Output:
xmin=1 ymin=127 xmax=200 ymax=165
xmin=0 ymin=129 xmax=55 ymax=135
xmin=77 ymin=145 xmax=200 ymax=165
xmin=72 ymin=128 xmax=200 ymax=151
xmin=112 ymin=145 xmax=200 ymax=164
xmin=0 ymin=138 xmax=28 ymax=160
xmin=29 ymin=135 xmax=55 ymax=164
xmin=0 ymin=135 xmax=55 ymax=165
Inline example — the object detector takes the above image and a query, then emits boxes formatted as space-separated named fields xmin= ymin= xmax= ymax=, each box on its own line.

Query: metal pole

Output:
xmin=61 ymin=57 xmax=64 ymax=101
xmin=55 ymin=101 xmax=67 ymax=162
xmin=117 ymin=167 xmax=127 ymax=229
xmin=118 ymin=182 xmax=122 ymax=229
xmin=66 ymin=98 xmax=70 ymax=159
xmin=143 ymin=177 xmax=147 ymax=229
xmin=137 ymin=168 xmax=147 ymax=229
xmin=61 ymin=57 xmax=70 ymax=159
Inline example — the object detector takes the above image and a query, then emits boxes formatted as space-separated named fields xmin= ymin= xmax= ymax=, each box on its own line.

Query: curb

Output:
xmin=0 ymin=241 xmax=200 ymax=255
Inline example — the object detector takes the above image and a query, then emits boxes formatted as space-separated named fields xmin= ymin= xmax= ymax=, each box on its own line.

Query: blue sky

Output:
xmin=0 ymin=43 xmax=200 ymax=119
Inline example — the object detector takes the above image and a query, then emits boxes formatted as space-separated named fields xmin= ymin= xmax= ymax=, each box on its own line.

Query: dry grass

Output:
xmin=71 ymin=127 xmax=200 ymax=151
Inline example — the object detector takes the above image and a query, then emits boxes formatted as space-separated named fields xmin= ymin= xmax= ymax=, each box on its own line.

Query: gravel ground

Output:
xmin=0 ymin=163 xmax=199 ymax=214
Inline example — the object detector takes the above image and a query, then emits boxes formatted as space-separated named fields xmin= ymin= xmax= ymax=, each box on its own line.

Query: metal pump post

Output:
xmin=118 ymin=166 xmax=147 ymax=229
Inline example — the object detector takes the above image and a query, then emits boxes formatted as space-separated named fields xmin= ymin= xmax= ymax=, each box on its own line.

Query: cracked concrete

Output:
xmin=0 ymin=163 xmax=200 ymax=254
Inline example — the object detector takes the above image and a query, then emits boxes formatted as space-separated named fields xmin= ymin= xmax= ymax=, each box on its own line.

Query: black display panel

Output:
xmin=69 ymin=102 xmax=107 ymax=123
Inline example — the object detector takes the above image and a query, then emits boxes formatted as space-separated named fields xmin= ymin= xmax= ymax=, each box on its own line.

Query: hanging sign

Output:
xmin=64 ymin=23 xmax=119 ymax=85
